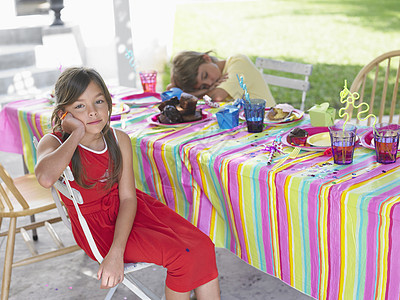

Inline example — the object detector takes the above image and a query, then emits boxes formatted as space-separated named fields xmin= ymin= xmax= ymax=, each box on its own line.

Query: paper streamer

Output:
xmin=125 ymin=49 xmax=136 ymax=70
xmin=232 ymin=98 xmax=245 ymax=108
xmin=237 ymin=74 xmax=250 ymax=103
xmin=263 ymin=135 xmax=283 ymax=164
xmin=203 ymin=95 xmax=220 ymax=108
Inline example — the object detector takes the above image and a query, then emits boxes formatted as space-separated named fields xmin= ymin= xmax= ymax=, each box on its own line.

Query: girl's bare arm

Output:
xmin=35 ymin=113 xmax=85 ymax=188
xmin=97 ymin=129 xmax=137 ymax=289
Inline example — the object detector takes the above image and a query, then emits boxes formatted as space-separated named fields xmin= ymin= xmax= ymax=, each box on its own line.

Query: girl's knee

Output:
xmin=186 ymin=234 xmax=216 ymax=263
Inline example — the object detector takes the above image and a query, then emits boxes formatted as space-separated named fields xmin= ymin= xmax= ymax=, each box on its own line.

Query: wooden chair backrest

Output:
xmin=349 ymin=50 xmax=400 ymax=125
xmin=0 ymin=163 xmax=29 ymax=210
xmin=255 ymin=57 xmax=313 ymax=110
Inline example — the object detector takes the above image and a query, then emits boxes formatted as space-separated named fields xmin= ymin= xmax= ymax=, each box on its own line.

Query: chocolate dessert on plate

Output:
xmin=158 ymin=93 xmax=203 ymax=124
xmin=288 ymin=127 xmax=308 ymax=146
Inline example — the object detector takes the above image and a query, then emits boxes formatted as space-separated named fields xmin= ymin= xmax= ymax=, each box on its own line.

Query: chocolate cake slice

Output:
xmin=158 ymin=93 xmax=202 ymax=124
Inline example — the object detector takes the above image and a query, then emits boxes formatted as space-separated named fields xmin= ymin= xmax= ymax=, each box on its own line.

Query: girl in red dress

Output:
xmin=35 ymin=67 xmax=220 ymax=300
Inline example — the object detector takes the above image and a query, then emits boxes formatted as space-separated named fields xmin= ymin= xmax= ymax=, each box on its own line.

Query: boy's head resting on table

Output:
xmin=168 ymin=50 xmax=275 ymax=106
xmin=51 ymin=67 xmax=122 ymax=189
xmin=170 ymin=50 xmax=222 ymax=93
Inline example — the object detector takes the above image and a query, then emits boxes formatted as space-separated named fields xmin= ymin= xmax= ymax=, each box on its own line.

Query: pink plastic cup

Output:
xmin=139 ymin=70 xmax=157 ymax=93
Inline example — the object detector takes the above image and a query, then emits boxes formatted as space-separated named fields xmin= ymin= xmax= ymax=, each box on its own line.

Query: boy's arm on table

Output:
xmin=206 ymin=88 xmax=229 ymax=102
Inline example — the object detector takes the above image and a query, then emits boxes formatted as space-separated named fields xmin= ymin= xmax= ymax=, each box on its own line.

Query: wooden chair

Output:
xmin=255 ymin=57 xmax=313 ymax=111
xmin=0 ymin=163 xmax=80 ymax=300
xmin=349 ymin=50 xmax=400 ymax=125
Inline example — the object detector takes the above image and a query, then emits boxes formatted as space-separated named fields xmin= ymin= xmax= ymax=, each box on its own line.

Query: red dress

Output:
xmin=50 ymin=131 xmax=218 ymax=292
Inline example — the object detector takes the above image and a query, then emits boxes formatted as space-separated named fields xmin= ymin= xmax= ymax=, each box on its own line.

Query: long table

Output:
xmin=1 ymin=89 xmax=399 ymax=300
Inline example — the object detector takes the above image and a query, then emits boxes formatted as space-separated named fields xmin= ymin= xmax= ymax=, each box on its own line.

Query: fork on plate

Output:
xmin=271 ymin=147 xmax=301 ymax=170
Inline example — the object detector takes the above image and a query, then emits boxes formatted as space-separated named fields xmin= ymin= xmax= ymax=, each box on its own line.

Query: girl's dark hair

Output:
xmin=51 ymin=67 xmax=122 ymax=189
xmin=171 ymin=50 xmax=218 ymax=92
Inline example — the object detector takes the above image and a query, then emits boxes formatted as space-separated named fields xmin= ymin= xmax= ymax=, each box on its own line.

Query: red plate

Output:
xmin=360 ymin=128 xmax=374 ymax=150
xmin=146 ymin=111 xmax=213 ymax=127
xmin=116 ymin=92 xmax=162 ymax=106
xmin=360 ymin=128 xmax=400 ymax=150
xmin=281 ymin=125 xmax=330 ymax=151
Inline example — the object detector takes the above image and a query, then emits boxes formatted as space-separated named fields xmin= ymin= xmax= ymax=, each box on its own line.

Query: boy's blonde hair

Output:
xmin=171 ymin=50 xmax=218 ymax=92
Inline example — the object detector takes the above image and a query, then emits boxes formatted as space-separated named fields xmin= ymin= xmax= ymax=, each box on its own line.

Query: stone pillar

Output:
xmin=113 ymin=0 xmax=136 ymax=88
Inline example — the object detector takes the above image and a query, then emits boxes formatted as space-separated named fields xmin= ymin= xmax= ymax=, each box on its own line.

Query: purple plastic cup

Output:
xmin=329 ymin=123 xmax=357 ymax=165
xmin=373 ymin=123 xmax=400 ymax=164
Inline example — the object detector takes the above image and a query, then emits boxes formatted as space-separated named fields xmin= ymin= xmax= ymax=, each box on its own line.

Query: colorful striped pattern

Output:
xmin=2 ymin=91 xmax=400 ymax=299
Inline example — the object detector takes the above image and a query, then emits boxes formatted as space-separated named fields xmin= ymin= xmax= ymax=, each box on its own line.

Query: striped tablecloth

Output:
xmin=1 ymin=90 xmax=399 ymax=299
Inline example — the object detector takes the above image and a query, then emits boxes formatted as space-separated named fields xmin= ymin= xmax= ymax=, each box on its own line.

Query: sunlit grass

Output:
xmin=167 ymin=0 xmax=399 ymax=110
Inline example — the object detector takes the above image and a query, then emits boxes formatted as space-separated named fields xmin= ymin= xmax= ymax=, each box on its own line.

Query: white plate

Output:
xmin=264 ymin=109 xmax=304 ymax=123
xmin=307 ymin=132 xmax=331 ymax=147
xmin=111 ymin=103 xmax=130 ymax=116
xmin=239 ymin=108 xmax=304 ymax=124
xmin=307 ymin=132 xmax=359 ymax=147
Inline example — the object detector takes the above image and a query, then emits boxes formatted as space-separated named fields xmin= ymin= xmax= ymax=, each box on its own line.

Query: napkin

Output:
xmin=308 ymin=102 xmax=336 ymax=127
xmin=216 ymin=105 xmax=239 ymax=129
xmin=161 ymin=88 xmax=183 ymax=101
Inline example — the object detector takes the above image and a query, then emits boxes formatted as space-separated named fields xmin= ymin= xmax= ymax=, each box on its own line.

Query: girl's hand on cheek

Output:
xmin=61 ymin=113 xmax=85 ymax=136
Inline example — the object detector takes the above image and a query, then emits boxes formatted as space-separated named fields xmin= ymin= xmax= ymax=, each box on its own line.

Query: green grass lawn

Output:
xmin=165 ymin=0 xmax=400 ymax=111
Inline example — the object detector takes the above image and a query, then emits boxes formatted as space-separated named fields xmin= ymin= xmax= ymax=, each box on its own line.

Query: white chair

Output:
xmin=33 ymin=138 xmax=162 ymax=300
xmin=255 ymin=57 xmax=313 ymax=111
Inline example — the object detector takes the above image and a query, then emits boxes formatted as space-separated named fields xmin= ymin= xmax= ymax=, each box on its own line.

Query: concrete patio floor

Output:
xmin=0 ymin=151 xmax=315 ymax=300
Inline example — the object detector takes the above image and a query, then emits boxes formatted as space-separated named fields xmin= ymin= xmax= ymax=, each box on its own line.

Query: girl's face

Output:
xmin=194 ymin=55 xmax=222 ymax=90
xmin=64 ymin=81 xmax=110 ymax=135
